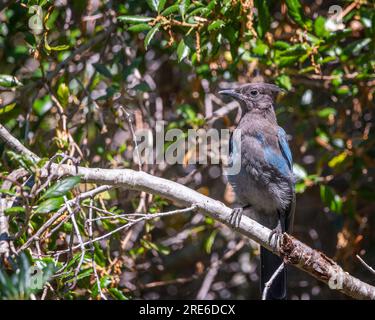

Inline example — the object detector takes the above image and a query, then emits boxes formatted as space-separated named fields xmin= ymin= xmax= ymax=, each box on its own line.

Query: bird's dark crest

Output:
xmin=236 ymin=83 xmax=284 ymax=96
xmin=219 ymin=82 xmax=284 ymax=101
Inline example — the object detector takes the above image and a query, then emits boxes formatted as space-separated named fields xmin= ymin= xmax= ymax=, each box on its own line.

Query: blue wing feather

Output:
xmin=277 ymin=126 xmax=293 ymax=170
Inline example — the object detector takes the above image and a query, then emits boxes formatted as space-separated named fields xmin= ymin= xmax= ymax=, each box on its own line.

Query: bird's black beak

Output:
xmin=218 ymin=89 xmax=243 ymax=101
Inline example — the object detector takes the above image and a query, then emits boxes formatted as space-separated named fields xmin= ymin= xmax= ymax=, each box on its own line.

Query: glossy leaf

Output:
xmin=177 ymin=39 xmax=190 ymax=62
xmin=255 ymin=0 xmax=270 ymax=38
xmin=128 ymin=24 xmax=152 ymax=32
xmin=208 ymin=20 xmax=225 ymax=31
xmin=57 ymin=83 xmax=69 ymax=108
xmin=40 ymin=176 xmax=81 ymax=200
xmin=285 ymin=0 xmax=311 ymax=29
xmin=93 ymin=63 xmax=112 ymax=78
xmin=35 ymin=197 xmax=64 ymax=214
xmin=161 ymin=4 xmax=179 ymax=16
xmin=0 ymin=103 xmax=16 ymax=115
xmin=0 ymin=75 xmax=23 ymax=87
xmin=276 ymin=74 xmax=292 ymax=91
xmin=144 ymin=23 xmax=161 ymax=50
xmin=118 ymin=16 xmax=153 ymax=23
xmin=146 ymin=0 xmax=159 ymax=12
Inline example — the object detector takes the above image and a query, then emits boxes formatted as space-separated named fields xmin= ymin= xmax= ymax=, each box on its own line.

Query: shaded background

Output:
xmin=0 ymin=0 xmax=374 ymax=299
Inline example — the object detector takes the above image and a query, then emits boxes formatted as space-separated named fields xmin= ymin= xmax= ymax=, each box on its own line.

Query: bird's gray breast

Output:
xmin=227 ymin=135 xmax=293 ymax=216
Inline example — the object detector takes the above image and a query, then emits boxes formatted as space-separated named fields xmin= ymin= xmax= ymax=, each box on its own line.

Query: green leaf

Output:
xmin=317 ymin=107 xmax=336 ymax=118
xmin=41 ymin=176 xmax=81 ymax=200
xmin=93 ymin=63 xmax=112 ymax=78
xmin=314 ymin=16 xmax=328 ymax=38
xmin=208 ymin=19 xmax=225 ymax=31
xmin=295 ymin=181 xmax=306 ymax=193
xmin=6 ymin=151 xmax=36 ymax=170
xmin=285 ymin=0 xmax=311 ymax=29
xmin=252 ymin=40 xmax=269 ymax=56
xmin=273 ymin=41 xmax=290 ymax=50
xmin=320 ymin=185 xmax=342 ymax=214
xmin=344 ymin=38 xmax=371 ymax=56
xmin=108 ymin=288 xmax=128 ymax=300
xmin=275 ymin=74 xmax=292 ymax=90
xmin=204 ymin=229 xmax=218 ymax=254
xmin=328 ymin=152 xmax=347 ymax=168
xmin=33 ymin=95 xmax=52 ymax=116
xmin=278 ymin=55 xmax=300 ymax=67
xmin=144 ymin=23 xmax=161 ymax=50
xmin=146 ymin=0 xmax=159 ymax=12
xmin=293 ymin=163 xmax=307 ymax=180
xmin=278 ymin=43 xmax=307 ymax=56
xmin=0 ymin=75 xmax=23 ymax=88
xmin=48 ymin=44 xmax=70 ymax=51
xmin=158 ymin=0 xmax=167 ymax=12
xmin=161 ymin=4 xmax=179 ymax=16
xmin=35 ymin=197 xmax=64 ymax=214
xmin=0 ymin=103 xmax=16 ymax=115
xmin=132 ymin=82 xmax=151 ymax=92
xmin=117 ymin=16 xmax=153 ymax=23
xmin=4 ymin=206 xmax=25 ymax=216
xmin=255 ymin=0 xmax=270 ymax=38
xmin=177 ymin=39 xmax=190 ymax=62
xmin=128 ymin=24 xmax=152 ymax=32
xmin=179 ymin=0 xmax=190 ymax=20
xmin=0 ymin=189 xmax=16 ymax=196
xmin=57 ymin=83 xmax=69 ymax=108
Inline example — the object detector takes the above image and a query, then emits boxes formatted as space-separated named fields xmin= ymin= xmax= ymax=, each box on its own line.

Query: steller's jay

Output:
xmin=219 ymin=83 xmax=295 ymax=300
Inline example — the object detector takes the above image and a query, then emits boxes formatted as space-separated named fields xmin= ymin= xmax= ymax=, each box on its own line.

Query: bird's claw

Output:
xmin=229 ymin=208 xmax=243 ymax=229
xmin=268 ymin=225 xmax=283 ymax=249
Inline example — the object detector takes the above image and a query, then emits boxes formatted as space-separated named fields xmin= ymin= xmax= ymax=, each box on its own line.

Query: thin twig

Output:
xmin=18 ymin=185 xmax=113 ymax=252
xmin=357 ymin=255 xmax=375 ymax=275
xmin=88 ymin=198 xmax=107 ymax=300
xmin=262 ymin=263 xmax=285 ymax=300
xmin=49 ymin=205 xmax=197 ymax=254
xmin=64 ymin=196 xmax=86 ymax=289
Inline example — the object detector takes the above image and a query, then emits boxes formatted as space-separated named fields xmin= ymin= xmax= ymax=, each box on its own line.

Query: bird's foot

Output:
xmin=268 ymin=223 xmax=283 ymax=249
xmin=229 ymin=208 xmax=243 ymax=229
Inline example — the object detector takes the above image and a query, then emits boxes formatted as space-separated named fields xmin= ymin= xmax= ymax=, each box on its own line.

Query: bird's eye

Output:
xmin=250 ymin=90 xmax=259 ymax=97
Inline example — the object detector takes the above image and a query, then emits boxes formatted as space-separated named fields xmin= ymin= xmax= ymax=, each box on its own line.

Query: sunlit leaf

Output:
xmin=144 ymin=23 xmax=161 ymax=49
xmin=328 ymin=152 xmax=348 ymax=168
xmin=40 ymin=176 xmax=81 ymax=200
xmin=285 ymin=0 xmax=311 ymax=29
xmin=161 ymin=4 xmax=179 ymax=16
xmin=204 ymin=229 xmax=218 ymax=254
xmin=0 ymin=103 xmax=16 ymax=115
xmin=57 ymin=83 xmax=69 ymax=108
xmin=177 ymin=39 xmax=190 ymax=62
xmin=128 ymin=24 xmax=152 ymax=32
xmin=0 ymin=75 xmax=22 ymax=87
xmin=108 ymin=288 xmax=128 ymax=300
xmin=4 ymin=206 xmax=25 ymax=215
xmin=146 ymin=0 xmax=159 ymax=12
xmin=117 ymin=16 xmax=153 ymax=23
xmin=276 ymin=74 xmax=292 ymax=91
xmin=35 ymin=197 xmax=64 ymax=214
xmin=208 ymin=20 xmax=225 ymax=31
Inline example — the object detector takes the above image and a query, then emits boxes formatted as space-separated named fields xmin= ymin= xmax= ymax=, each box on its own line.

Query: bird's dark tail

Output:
xmin=260 ymin=246 xmax=287 ymax=300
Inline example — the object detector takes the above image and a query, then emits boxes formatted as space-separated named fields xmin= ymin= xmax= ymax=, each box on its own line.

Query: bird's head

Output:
xmin=219 ymin=83 xmax=283 ymax=112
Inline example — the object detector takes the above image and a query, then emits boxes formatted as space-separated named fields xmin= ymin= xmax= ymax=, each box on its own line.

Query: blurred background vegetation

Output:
xmin=0 ymin=0 xmax=374 ymax=299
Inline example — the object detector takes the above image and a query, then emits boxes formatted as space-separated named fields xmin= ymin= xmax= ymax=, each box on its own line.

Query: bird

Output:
xmin=219 ymin=82 xmax=295 ymax=300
